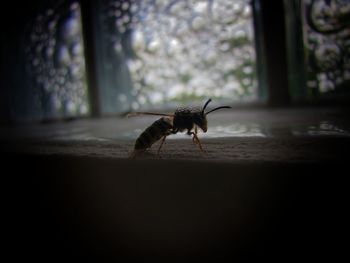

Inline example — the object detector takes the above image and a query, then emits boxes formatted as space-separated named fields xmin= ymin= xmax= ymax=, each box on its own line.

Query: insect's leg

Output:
xmin=192 ymin=126 xmax=198 ymax=143
xmin=193 ymin=134 xmax=204 ymax=152
xmin=187 ymin=130 xmax=204 ymax=152
xmin=157 ymin=135 xmax=167 ymax=155
xmin=171 ymin=128 xmax=179 ymax=134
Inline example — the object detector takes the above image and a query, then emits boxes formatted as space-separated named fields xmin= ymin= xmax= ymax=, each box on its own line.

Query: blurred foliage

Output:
xmin=107 ymin=0 xmax=257 ymax=109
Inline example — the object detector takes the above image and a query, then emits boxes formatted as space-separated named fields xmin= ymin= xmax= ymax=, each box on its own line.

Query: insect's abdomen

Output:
xmin=134 ymin=117 xmax=172 ymax=150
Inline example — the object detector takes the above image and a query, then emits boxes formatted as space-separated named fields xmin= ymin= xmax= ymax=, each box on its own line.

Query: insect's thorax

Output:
xmin=173 ymin=108 xmax=194 ymax=131
xmin=173 ymin=107 xmax=206 ymax=132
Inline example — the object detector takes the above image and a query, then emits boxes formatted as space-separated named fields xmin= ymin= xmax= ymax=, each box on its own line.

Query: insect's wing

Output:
xmin=126 ymin=112 xmax=174 ymax=118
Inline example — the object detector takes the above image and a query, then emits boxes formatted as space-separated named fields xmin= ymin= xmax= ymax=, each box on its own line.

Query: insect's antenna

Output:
xmin=205 ymin=106 xmax=231 ymax=115
xmin=201 ymin=98 xmax=212 ymax=114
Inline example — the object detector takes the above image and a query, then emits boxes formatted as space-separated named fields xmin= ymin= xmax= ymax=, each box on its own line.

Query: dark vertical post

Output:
xmin=252 ymin=0 xmax=268 ymax=103
xmin=0 ymin=2 xmax=44 ymax=123
xmin=258 ymin=0 xmax=290 ymax=107
xmin=80 ymin=0 xmax=101 ymax=117
xmin=284 ymin=0 xmax=307 ymax=101
xmin=0 ymin=23 xmax=12 ymax=123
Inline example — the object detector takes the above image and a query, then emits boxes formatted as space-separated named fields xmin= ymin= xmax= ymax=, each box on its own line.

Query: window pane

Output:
xmin=102 ymin=0 xmax=257 ymax=111
xmin=303 ymin=0 xmax=350 ymax=95
xmin=24 ymin=0 xmax=88 ymax=120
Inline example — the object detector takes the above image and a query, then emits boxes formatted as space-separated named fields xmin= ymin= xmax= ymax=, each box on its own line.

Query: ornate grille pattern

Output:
xmin=303 ymin=0 xmax=350 ymax=94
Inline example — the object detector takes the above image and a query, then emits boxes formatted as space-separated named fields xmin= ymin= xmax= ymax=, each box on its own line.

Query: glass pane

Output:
xmin=24 ymin=0 xmax=89 ymax=120
xmin=302 ymin=0 xmax=350 ymax=95
xmin=103 ymin=0 xmax=257 ymax=111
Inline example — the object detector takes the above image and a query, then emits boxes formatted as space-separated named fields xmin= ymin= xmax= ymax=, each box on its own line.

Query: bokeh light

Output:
xmin=26 ymin=1 xmax=89 ymax=119
xmin=108 ymin=0 xmax=257 ymax=109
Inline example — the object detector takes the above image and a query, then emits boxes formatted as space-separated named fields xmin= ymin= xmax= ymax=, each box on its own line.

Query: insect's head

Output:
xmin=193 ymin=99 xmax=231 ymax=133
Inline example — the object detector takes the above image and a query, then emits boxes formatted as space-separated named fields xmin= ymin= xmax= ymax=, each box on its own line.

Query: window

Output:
xmin=6 ymin=0 xmax=350 ymax=123
xmin=24 ymin=0 xmax=88 ymax=120
xmin=95 ymin=0 xmax=257 ymax=113
xmin=284 ymin=0 xmax=350 ymax=102
xmin=302 ymin=0 xmax=350 ymax=95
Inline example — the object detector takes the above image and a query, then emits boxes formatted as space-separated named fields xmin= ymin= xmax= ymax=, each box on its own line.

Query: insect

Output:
xmin=128 ymin=99 xmax=231 ymax=157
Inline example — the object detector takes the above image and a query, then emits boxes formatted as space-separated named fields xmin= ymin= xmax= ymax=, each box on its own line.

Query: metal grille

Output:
xmin=303 ymin=0 xmax=350 ymax=94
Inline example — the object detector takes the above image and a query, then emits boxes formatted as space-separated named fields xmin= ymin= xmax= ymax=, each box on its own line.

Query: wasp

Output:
xmin=128 ymin=99 xmax=231 ymax=157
